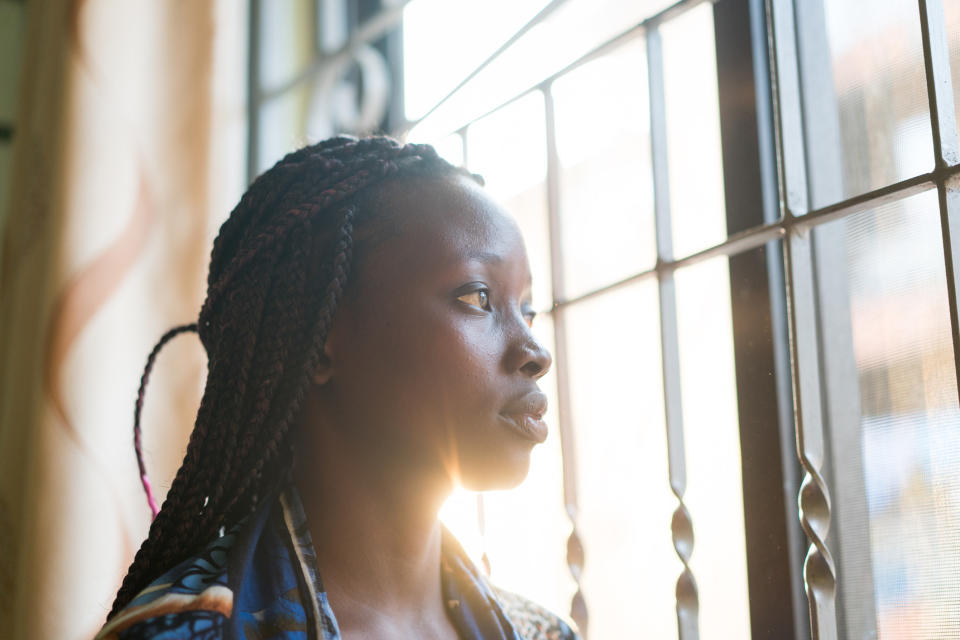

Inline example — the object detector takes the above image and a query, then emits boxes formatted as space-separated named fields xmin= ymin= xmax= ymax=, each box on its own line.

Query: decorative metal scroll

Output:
xmin=308 ymin=43 xmax=391 ymax=139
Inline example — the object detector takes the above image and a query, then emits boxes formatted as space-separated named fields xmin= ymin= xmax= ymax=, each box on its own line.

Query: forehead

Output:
xmin=355 ymin=173 xmax=528 ymax=282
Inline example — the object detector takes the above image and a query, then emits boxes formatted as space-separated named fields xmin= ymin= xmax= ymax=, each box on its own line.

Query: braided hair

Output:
xmin=111 ymin=135 xmax=481 ymax=617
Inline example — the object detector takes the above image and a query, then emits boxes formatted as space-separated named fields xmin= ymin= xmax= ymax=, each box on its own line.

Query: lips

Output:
xmin=500 ymin=391 xmax=549 ymax=443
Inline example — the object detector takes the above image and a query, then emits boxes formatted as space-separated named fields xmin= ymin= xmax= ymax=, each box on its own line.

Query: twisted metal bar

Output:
xmin=647 ymin=22 xmax=699 ymax=638
xmin=659 ymin=272 xmax=700 ymax=640
xmin=672 ymin=501 xmax=698 ymax=636
xmin=798 ymin=465 xmax=836 ymax=634
xmin=544 ymin=84 xmax=589 ymax=636
xmin=565 ymin=504 xmax=588 ymax=631
xmin=784 ymin=230 xmax=837 ymax=640
xmin=764 ymin=0 xmax=839 ymax=634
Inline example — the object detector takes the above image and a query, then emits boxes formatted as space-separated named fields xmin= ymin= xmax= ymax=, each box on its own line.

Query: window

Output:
xmin=251 ymin=0 xmax=960 ymax=637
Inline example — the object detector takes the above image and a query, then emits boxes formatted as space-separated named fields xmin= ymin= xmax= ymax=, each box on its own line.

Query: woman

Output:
xmin=98 ymin=136 xmax=580 ymax=640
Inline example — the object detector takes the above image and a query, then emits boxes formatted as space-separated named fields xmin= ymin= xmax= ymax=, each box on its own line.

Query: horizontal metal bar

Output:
xmin=790 ymin=169 xmax=960 ymax=230
xmin=670 ymin=222 xmax=784 ymax=269
xmin=550 ymin=165 xmax=960 ymax=313
xmin=257 ymin=0 xmax=416 ymax=102
xmin=400 ymin=0 xmax=717 ymax=137
xmin=551 ymin=223 xmax=783 ymax=311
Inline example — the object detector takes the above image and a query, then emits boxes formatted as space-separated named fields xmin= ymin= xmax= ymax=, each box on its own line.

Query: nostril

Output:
xmin=521 ymin=360 xmax=543 ymax=377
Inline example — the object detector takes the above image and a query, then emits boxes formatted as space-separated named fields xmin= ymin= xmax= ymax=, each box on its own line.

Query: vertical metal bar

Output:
xmin=751 ymin=0 xmax=812 ymax=628
xmin=792 ymin=1 xmax=882 ymax=636
xmin=919 ymin=0 xmax=960 ymax=167
xmin=765 ymin=1 xmax=839 ymax=638
xmin=713 ymin=0 xmax=806 ymax=636
xmin=918 ymin=0 xmax=960 ymax=407
xmin=476 ymin=493 xmax=491 ymax=575
xmin=543 ymin=84 xmax=588 ymax=637
xmin=647 ymin=25 xmax=699 ymax=640
xmin=458 ymin=127 xmax=468 ymax=168
xmin=782 ymin=231 xmax=837 ymax=640
xmin=246 ymin=0 xmax=261 ymax=184
xmin=765 ymin=0 xmax=807 ymax=217
xmin=310 ymin=0 xmax=320 ymax=54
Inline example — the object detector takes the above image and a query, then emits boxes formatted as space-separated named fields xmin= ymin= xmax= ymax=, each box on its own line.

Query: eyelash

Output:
xmin=456 ymin=287 xmax=536 ymax=326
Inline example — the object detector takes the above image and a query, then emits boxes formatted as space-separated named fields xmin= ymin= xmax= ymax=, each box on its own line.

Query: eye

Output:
xmin=523 ymin=308 xmax=537 ymax=327
xmin=458 ymin=288 xmax=491 ymax=311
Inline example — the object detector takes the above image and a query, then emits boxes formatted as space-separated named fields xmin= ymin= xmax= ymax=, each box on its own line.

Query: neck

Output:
xmin=293 ymin=410 xmax=454 ymax=628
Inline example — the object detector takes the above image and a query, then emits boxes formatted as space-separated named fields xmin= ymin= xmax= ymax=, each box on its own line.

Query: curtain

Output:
xmin=0 ymin=2 xmax=246 ymax=638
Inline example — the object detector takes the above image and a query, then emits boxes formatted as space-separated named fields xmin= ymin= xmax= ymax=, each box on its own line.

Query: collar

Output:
xmin=226 ymin=483 xmax=522 ymax=640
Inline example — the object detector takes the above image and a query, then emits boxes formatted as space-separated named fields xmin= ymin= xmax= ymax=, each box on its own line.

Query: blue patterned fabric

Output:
xmin=97 ymin=485 xmax=578 ymax=640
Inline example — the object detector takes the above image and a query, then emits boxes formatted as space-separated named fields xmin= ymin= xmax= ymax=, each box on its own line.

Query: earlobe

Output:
xmin=312 ymin=343 xmax=335 ymax=385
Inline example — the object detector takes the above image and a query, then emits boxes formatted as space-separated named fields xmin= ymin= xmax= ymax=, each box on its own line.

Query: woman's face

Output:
xmin=314 ymin=172 xmax=552 ymax=491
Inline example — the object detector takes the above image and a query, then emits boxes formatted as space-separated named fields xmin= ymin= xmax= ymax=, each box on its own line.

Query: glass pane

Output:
xmin=440 ymin=314 xmax=570 ymax=617
xmin=433 ymin=133 xmax=465 ymax=167
xmin=465 ymin=93 xmax=553 ymax=310
xmin=317 ymin=0 xmax=348 ymax=53
xmin=257 ymin=84 xmax=311 ymax=173
xmin=815 ymin=190 xmax=960 ymax=639
xmin=947 ymin=0 xmax=960 ymax=143
xmin=481 ymin=314 xmax=575 ymax=617
xmin=407 ymin=0 xmax=676 ymax=141
xmin=674 ymin=256 xmax=751 ymax=640
xmin=660 ymin=3 xmax=727 ymax=258
xmin=258 ymin=0 xmax=315 ymax=93
xmin=564 ymin=280 xmax=679 ymax=640
xmin=403 ymin=0 xmax=551 ymax=120
xmin=796 ymin=0 xmax=933 ymax=208
xmin=552 ymin=39 xmax=656 ymax=298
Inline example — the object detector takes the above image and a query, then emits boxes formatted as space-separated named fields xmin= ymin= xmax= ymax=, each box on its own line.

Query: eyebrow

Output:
xmin=462 ymin=251 xmax=534 ymax=294
xmin=464 ymin=250 xmax=505 ymax=264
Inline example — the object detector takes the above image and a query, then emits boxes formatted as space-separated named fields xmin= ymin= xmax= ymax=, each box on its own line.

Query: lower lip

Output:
xmin=500 ymin=414 xmax=548 ymax=444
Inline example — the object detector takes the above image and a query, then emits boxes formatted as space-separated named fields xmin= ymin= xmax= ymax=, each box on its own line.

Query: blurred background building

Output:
xmin=2 ymin=1 xmax=960 ymax=639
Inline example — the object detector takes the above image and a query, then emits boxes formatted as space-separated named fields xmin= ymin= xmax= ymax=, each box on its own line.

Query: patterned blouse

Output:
xmin=96 ymin=484 xmax=581 ymax=640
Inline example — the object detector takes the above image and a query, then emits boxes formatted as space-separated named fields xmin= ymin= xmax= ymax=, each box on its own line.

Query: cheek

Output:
xmin=336 ymin=307 xmax=535 ymax=489
xmin=340 ymin=302 xmax=502 ymax=432
xmin=403 ymin=318 xmax=502 ymax=418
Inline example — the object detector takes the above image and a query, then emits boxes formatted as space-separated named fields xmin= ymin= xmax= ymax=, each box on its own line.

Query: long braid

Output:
xmin=110 ymin=136 xmax=479 ymax=618
xmin=132 ymin=323 xmax=199 ymax=518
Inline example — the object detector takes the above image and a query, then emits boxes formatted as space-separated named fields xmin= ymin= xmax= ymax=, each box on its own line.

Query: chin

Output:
xmin=457 ymin=446 xmax=534 ymax=491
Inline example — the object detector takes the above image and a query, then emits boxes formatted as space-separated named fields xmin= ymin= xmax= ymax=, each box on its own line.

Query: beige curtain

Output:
xmin=0 ymin=2 xmax=246 ymax=638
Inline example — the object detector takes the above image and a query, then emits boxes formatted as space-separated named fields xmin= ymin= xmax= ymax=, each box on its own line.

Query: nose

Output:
xmin=514 ymin=329 xmax=552 ymax=380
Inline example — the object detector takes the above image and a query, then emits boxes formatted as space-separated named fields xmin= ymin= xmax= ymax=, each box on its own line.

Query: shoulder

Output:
xmin=95 ymin=534 xmax=234 ymax=640
xmin=491 ymin=585 xmax=582 ymax=640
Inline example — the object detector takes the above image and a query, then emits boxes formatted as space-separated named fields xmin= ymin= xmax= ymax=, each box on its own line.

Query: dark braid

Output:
xmin=133 ymin=323 xmax=200 ymax=518
xmin=110 ymin=136 xmax=480 ymax=617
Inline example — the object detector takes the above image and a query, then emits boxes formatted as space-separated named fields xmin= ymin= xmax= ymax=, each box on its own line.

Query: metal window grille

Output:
xmin=248 ymin=1 xmax=960 ymax=638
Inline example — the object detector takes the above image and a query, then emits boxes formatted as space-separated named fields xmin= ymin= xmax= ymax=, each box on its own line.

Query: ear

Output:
xmin=312 ymin=339 xmax=335 ymax=385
